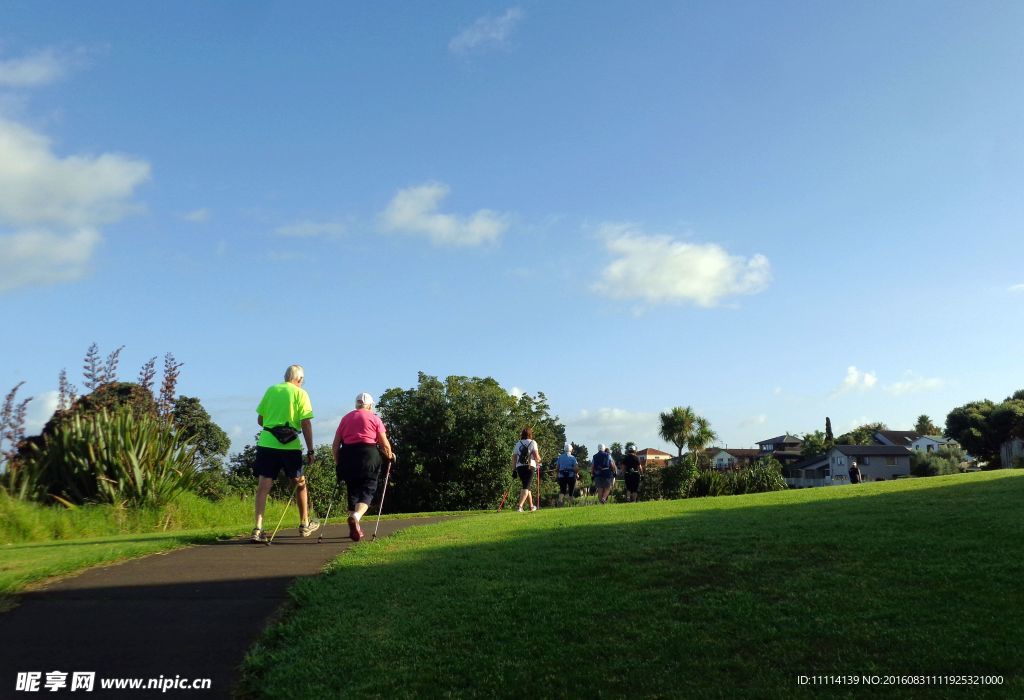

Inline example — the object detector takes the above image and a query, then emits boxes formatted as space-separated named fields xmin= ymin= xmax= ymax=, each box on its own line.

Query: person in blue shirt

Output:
xmin=591 ymin=444 xmax=617 ymax=505
xmin=555 ymin=443 xmax=579 ymax=506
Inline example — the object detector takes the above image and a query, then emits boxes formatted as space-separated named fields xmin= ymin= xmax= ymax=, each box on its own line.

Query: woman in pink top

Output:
xmin=332 ymin=392 xmax=394 ymax=541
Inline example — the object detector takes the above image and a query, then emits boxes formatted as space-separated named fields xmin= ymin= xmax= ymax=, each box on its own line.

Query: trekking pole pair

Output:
xmin=318 ymin=455 xmax=396 ymax=543
xmin=266 ymin=454 xmax=320 ymax=546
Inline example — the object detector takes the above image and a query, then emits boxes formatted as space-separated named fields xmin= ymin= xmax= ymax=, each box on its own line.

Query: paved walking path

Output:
xmin=0 ymin=517 xmax=446 ymax=698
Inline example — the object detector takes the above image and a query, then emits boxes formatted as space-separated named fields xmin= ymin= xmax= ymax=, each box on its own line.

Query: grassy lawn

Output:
xmin=0 ymin=491 xmax=475 ymax=600
xmin=0 ymin=493 xmax=293 ymax=600
xmin=241 ymin=471 xmax=1023 ymax=699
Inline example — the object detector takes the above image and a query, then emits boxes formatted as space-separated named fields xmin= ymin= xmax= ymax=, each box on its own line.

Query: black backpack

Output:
xmin=517 ymin=440 xmax=533 ymax=467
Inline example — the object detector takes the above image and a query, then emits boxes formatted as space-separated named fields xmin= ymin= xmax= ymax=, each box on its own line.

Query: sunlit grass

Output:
xmin=241 ymin=471 xmax=1024 ymax=699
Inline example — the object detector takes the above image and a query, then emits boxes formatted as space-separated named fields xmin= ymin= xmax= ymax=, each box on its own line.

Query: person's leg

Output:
xmin=254 ymin=476 xmax=274 ymax=529
xmin=294 ymin=476 xmax=310 ymax=526
xmin=517 ymin=489 xmax=529 ymax=510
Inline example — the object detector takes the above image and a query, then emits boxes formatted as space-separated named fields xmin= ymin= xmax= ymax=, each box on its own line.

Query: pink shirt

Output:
xmin=336 ymin=409 xmax=386 ymax=445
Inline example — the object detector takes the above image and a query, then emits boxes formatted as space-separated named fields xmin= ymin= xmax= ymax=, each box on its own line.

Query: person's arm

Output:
xmin=532 ymin=443 xmax=541 ymax=470
xmin=301 ymin=418 xmax=314 ymax=465
xmin=377 ymin=431 xmax=395 ymax=462
xmin=332 ymin=430 xmax=343 ymax=466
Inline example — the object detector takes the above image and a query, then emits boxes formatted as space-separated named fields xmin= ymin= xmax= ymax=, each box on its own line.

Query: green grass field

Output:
xmin=240 ymin=471 xmax=1023 ymax=699
xmin=0 ymin=492 xmax=291 ymax=598
xmin=0 ymin=491 xmax=475 ymax=599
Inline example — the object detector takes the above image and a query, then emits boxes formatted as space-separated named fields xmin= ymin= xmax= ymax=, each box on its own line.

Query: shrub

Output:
xmin=688 ymin=469 xmax=730 ymax=498
xmin=25 ymin=408 xmax=199 ymax=508
xmin=738 ymin=457 xmax=788 ymax=493
xmin=910 ymin=445 xmax=967 ymax=477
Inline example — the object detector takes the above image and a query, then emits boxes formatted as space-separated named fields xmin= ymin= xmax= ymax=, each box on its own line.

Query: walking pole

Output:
xmin=317 ymin=481 xmax=341 ymax=544
xmin=497 ymin=487 xmax=510 ymax=512
xmin=536 ymin=462 xmax=544 ymax=511
xmin=372 ymin=456 xmax=395 ymax=541
xmin=266 ymin=481 xmax=298 ymax=546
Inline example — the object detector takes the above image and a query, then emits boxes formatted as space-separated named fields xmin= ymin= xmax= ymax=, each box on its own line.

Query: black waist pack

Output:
xmin=264 ymin=425 xmax=299 ymax=444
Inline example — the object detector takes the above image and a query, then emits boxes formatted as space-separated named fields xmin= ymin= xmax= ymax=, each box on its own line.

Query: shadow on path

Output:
xmin=0 ymin=517 xmax=446 ymax=698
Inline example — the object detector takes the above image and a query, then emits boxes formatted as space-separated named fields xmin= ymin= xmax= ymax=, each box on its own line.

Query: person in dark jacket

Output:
xmin=848 ymin=458 xmax=863 ymax=484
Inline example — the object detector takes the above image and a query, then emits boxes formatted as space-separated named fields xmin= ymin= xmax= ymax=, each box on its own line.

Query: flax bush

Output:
xmin=26 ymin=408 xmax=199 ymax=508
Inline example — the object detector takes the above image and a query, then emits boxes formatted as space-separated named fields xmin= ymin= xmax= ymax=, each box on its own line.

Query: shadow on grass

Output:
xmin=240 ymin=474 xmax=1024 ymax=699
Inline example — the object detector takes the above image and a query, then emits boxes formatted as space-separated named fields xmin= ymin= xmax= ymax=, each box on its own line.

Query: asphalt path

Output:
xmin=0 ymin=517 xmax=447 ymax=698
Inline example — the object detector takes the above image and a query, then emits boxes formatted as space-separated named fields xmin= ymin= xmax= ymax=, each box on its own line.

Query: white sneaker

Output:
xmin=517 ymin=507 xmax=524 ymax=512
xmin=530 ymin=506 xmax=537 ymax=512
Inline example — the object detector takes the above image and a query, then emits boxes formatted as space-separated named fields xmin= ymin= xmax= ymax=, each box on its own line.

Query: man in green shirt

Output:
xmin=251 ymin=364 xmax=320 ymax=543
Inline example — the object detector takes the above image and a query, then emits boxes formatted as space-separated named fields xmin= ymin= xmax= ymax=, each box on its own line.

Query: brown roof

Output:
xmin=713 ymin=448 xmax=761 ymax=459
xmin=638 ymin=448 xmax=672 ymax=457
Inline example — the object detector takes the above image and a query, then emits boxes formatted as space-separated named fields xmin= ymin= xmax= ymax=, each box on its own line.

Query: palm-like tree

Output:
xmin=686 ymin=416 xmax=718 ymax=471
xmin=659 ymin=406 xmax=697 ymax=460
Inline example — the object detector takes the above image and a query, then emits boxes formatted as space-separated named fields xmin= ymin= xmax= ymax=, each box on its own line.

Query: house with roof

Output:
xmin=637 ymin=448 xmax=672 ymax=469
xmin=756 ymin=434 xmax=804 ymax=465
xmin=910 ymin=435 xmax=958 ymax=453
xmin=709 ymin=448 xmax=761 ymax=471
xmin=873 ymin=430 xmax=922 ymax=448
xmin=784 ymin=445 xmax=912 ymax=487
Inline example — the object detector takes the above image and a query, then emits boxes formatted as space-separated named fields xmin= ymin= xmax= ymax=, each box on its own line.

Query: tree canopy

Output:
xmin=377 ymin=372 xmax=565 ymax=512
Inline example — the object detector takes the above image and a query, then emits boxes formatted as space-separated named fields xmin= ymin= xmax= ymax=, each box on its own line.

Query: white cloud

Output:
xmin=0 ymin=118 xmax=149 ymax=293
xmin=831 ymin=366 xmax=878 ymax=397
xmin=884 ymin=373 xmax=944 ymax=396
xmin=380 ymin=182 xmax=508 ymax=246
xmin=594 ymin=223 xmax=771 ymax=307
xmin=740 ymin=414 xmax=768 ymax=428
xmin=449 ymin=7 xmax=524 ymax=54
xmin=274 ymin=220 xmax=346 ymax=238
xmin=0 ymin=228 xmax=100 ymax=292
xmin=0 ymin=119 xmax=149 ymax=227
xmin=565 ymin=407 xmax=664 ymax=451
xmin=0 ymin=49 xmax=68 ymax=88
xmin=183 ymin=208 xmax=209 ymax=223
xmin=1009 ymin=283 xmax=1024 ymax=293
xmin=24 ymin=390 xmax=60 ymax=434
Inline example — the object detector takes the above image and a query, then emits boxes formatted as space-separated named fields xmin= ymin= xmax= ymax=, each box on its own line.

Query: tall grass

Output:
xmin=0 ymin=491 xmax=266 ymax=544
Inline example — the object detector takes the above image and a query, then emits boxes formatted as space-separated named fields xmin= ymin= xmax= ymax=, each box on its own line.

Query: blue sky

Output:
xmin=2 ymin=1 xmax=1023 ymax=455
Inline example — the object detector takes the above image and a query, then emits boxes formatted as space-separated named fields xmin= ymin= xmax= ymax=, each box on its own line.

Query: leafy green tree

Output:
xmin=687 ymin=417 xmax=717 ymax=471
xmin=659 ymin=406 xmax=697 ymax=460
xmin=945 ymin=400 xmax=999 ymax=464
xmin=570 ymin=442 xmax=589 ymax=465
xmin=801 ymin=430 xmax=829 ymax=458
xmin=835 ymin=422 xmax=887 ymax=446
xmin=910 ymin=444 xmax=967 ymax=477
xmin=988 ymin=400 xmax=1024 ymax=465
xmin=172 ymin=396 xmax=230 ymax=471
xmin=825 ymin=417 xmax=834 ymax=447
xmin=377 ymin=373 xmax=565 ymax=512
xmin=610 ymin=442 xmax=624 ymax=465
xmin=915 ymin=414 xmax=939 ymax=436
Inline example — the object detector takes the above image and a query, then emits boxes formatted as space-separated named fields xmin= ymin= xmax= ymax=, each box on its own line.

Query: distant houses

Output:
xmin=637 ymin=425 xmax=983 ymax=490
xmin=637 ymin=448 xmax=672 ymax=469
xmin=708 ymin=448 xmax=761 ymax=471
xmin=787 ymin=445 xmax=913 ymax=488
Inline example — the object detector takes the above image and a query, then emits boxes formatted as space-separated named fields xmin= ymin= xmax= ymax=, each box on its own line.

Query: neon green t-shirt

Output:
xmin=256 ymin=382 xmax=314 ymax=450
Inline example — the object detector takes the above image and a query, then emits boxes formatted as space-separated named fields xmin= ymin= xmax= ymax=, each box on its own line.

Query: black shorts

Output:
xmin=515 ymin=465 xmax=534 ymax=489
xmin=254 ymin=446 xmax=304 ymax=480
xmin=337 ymin=443 xmax=383 ymax=510
xmin=625 ymin=472 xmax=641 ymax=492
xmin=557 ymin=474 xmax=577 ymax=494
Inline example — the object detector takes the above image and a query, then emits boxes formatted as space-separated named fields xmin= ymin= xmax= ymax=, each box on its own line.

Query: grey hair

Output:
xmin=284 ymin=364 xmax=304 ymax=382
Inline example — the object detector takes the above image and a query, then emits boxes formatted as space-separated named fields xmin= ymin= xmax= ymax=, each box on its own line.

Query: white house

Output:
xmin=709 ymin=448 xmax=761 ymax=471
xmin=910 ymin=435 xmax=958 ymax=453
